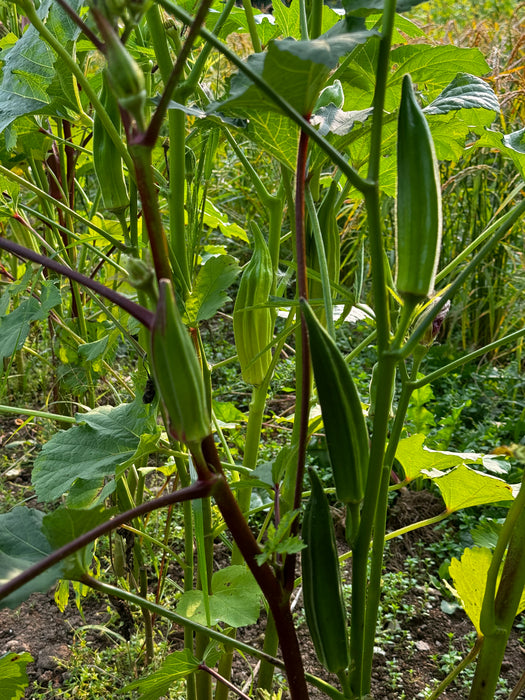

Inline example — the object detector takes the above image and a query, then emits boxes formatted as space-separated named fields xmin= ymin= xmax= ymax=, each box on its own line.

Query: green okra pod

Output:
xmin=150 ymin=279 xmax=211 ymax=446
xmin=302 ymin=467 xmax=349 ymax=674
xmin=93 ymin=72 xmax=129 ymax=215
xmin=301 ymin=299 xmax=369 ymax=505
xmin=396 ymin=74 xmax=442 ymax=303
xmin=233 ymin=224 xmax=274 ymax=386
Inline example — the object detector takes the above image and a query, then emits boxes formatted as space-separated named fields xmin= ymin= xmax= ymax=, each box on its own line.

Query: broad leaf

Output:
xmin=122 ymin=649 xmax=199 ymax=700
xmin=473 ymin=127 xmax=525 ymax=179
xmin=185 ymin=255 xmax=240 ymax=325
xmin=424 ymin=73 xmax=500 ymax=115
xmin=343 ymin=0 xmax=427 ymax=15
xmin=0 ymin=281 xmax=61 ymax=359
xmin=202 ymin=199 xmax=248 ymax=242
xmin=42 ymin=506 xmax=111 ymax=579
xmin=423 ymin=464 xmax=514 ymax=512
xmin=0 ymin=652 xmax=33 ymax=699
xmin=212 ymin=27 xmax=374 ymax=118
xmin=395 ymin=434 xmax=484 ymax=481
xmin=32 ymin=399 xmax=157 ymax=502
xmin=176 ymin=565 xmax=262 ymax=627
xmin=0 ymin=0 xmax=83 ymax=133
xmin=449 ymin=547 xmax=525 ymax=635
xmin=0 ymin=507 xmax=62 ymax=609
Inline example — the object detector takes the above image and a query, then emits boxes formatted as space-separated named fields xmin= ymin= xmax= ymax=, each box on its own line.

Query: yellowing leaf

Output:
xmin=449 ymin=547 xmax=525 ymax=634
xmin=424 ymin=464 xmax=514 ymax=512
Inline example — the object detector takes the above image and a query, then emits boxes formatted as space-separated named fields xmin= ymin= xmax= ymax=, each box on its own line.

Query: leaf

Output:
xmin=42 ymin=506 xmax=111 ymax=579
xmin=32 ymin=399 xmax=157 ymax=502
xmin=388 ymin=45 xmax=490 ymax=106
xmin=0 ymin=507 xmax=62 ymax=609
xmin=122 ymin=649 xmax=199 ymax=700
xmin=424 ymin=73 xmax=500 ymax=115
xmin=311 ymin=104 xmax=373 ymax=137
xmin=212 ymin=400 xmax=247 ymax=428
xmin=77 ymin=335 xmax=110 ymax=362
xmin=448 ymin=547 xmax=525 ymax=634
xmin=395 ymin=434 xmax=473 ymax=481
xmin=0 ymin=281 xmax=61 ymax=359
xmin=424 ymin=464 xmax=514 ymax=512
xmin=0 ymin=0 xmax=83 ymax=133
xmin=202 ymin=198 xmax=248 ymax=242
xmin=211 ymin=27 xmax=374 ymax=118
xmin=343 ymin=0 xmax=427 ymax=15
xmin=473 ymin=128 xmax=525 ymax=179
xmin=176 ymin=566 xmax=262 ymax=628
xmin=185 ymin=255 xmax=240 ymax=325
xmin=0 ymin=652 xmax=33 ymax=699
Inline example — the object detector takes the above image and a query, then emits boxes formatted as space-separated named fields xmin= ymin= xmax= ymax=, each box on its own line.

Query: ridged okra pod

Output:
xmin=301 ymin=299 xmax=369 ymax=505
xmin=150 ymin=279 xmax=210 ymax=446
xmin=233 ymin=225 xmax=274 ymax=386
xmin=302 ymin=468 xmax=349 ymax=674
xmin=93 ymin=72 xmax=129 ymax=215
xmin=396 ymin=74 xmax=442 ymax=303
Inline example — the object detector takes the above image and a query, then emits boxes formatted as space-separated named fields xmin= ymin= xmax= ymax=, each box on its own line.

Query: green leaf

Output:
xmin=395 ymin=434 xmax=482 ymax=482
xmin=0 ymin=281 xmax=61 ymax=359
xmin=473 ymin=128 xmax=525 ymax=179
xmin=388 ymin=45 xmax=490 ymax=106
xmin=424 ymin=73 xmax=499 ymax=115
xmin=202 ymin=198 xmax=248 ymax=242
xmin=176 ymin=565 xmax=262 ymax=628
xmin=212 ymin=400 xmax=247 ymax=428
xmin=0 ymin=0 xmax=83 ymax=133
xmin=311 ymin=104 xmax=372 ymax=137
xmin=122 ymin=649 xmax=199 ymax=700
xmin=42 ymin=506 xmax=111 ymax=579
xmin=0 ymin=507 xmax=62 ymax=609
xmin=32 ymin=400 xmax=156 ymax=502
xmin=343 ymin=0 xmax=427 ymax=15
xmin=78 ymin=335 xmax=110 ymax=362
xmin=185 ymin=255 xmax=240 ymax=325
xmin=424 ymin=464 xmax=514 ymax=512
xmin=0 ymin=652 xmax=33 ymax=699
xmin=212 ymin=28 xmax=373 ymax=118
xmin=449 ymin=547 xmax=525 ymax=635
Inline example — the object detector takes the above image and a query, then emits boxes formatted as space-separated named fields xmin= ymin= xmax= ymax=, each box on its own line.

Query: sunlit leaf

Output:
xmin=185 ymin=255 xmax=240 ymax=325
xmin=424 ymin=464 xmax=514 ymax=512
xmin=176 ymin=565 xmax=262 ymax=627
xmin=0 ymin=652 xmax=33 ymax=699
xmin=449 ymin=547 xmax=525 ymax=635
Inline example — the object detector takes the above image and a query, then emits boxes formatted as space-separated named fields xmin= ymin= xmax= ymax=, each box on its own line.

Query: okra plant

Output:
xmin=0 ymin=0 xmax=524 ymax=699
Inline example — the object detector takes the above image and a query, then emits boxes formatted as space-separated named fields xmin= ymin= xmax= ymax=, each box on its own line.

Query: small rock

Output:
xmin=415 ymin=640 xmax=431 ymax=652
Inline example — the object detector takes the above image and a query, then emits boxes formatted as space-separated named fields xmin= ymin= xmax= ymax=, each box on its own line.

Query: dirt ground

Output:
xmin=1 ymin=415 xmax=524 ymax=699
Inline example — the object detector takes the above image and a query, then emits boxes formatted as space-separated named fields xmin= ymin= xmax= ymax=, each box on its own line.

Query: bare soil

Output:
xmin=1 ymin=416 xmax=524 ymax=698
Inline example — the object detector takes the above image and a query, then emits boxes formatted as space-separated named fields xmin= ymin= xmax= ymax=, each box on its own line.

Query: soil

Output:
xmin=1 ymin=416 xmax=524 ymax=699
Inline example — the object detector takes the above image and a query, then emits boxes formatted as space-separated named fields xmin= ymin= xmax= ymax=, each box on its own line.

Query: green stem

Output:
xmin=402 ymin=198 xmax=525 ymax=357
xmin=470 ymin=487 xmax=525 ymax=698
xmin=0 ymin=405 xmax=76 ymax=423
xmin=427 ymin=636 xmax=482 ymax=700
xmin=18 ymin=0 xmax=133 ymax=173
xmin=257 ymin=610 xmax=279 ymax=692
xmin=305 ymin=186 xmax=335 ymax=338
xmin=157 ymin=0 xmax=370 ymax=194
xmin=241 ymin=0 xmax=262 ymax=53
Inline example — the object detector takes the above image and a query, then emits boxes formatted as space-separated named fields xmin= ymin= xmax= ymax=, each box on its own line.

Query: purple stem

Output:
xmin=0 ymin=478 xmax=217 ymax=602
xmin=0 ymin=237 xmax=154 ymax=329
